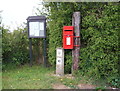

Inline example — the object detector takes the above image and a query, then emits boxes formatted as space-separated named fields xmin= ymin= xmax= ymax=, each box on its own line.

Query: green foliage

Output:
xmin=79 ymin=3 xmax=119 ymax=88
xmin=2 ymin=25 xmax=45 ymax=67
xmin=2 ymin=27 xmax=29 ymax=65
xmin=42 ymin=2 xmax=119 ymax=88
xmin=107 ymin=76 xmax=120 ymax=88
xmin=43 ymin=2 xmax=77 ymax=72
xmin=64 ymin=50 xmax=72 ymax=73
xmin=0 ymin=26 xmax=1 ymax=90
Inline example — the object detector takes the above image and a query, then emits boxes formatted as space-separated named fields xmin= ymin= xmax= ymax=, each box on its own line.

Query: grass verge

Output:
xmin=2 ymin=64 xmax=112 ymax=89
xmin=2 ymin=64 xmax=58 ymax=89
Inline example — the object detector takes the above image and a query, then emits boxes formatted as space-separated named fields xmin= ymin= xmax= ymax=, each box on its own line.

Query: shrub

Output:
xmin=42 ymin=2 xmax=119 ymax=87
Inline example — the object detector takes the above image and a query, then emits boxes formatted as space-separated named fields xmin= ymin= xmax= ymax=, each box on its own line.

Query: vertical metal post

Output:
xmin=72 ymin=12 xmax=80 ymax=73
xmin=29 ymin=38 xmax=33 ymax=67
xmin=43 ymin=38 xmax=47 ymax=67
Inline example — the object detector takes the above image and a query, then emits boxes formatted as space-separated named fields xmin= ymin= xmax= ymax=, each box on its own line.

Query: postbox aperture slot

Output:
xmin=64 ymin=30 xmax=72 ymax=31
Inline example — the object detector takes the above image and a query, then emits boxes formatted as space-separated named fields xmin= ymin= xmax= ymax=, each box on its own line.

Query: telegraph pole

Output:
xmin=72 ymin=12 xmax=80 ymax=73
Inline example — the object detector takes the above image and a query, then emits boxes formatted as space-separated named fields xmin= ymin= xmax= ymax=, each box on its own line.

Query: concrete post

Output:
xmin=56 ymin=47 xmax=64 ymax=76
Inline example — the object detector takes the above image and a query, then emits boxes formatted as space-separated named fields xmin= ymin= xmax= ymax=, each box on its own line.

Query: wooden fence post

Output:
xmin=72 ymin=12 xmax=80 ymax=73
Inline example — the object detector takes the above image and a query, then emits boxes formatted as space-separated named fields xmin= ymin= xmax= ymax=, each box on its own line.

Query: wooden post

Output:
xmin=72 ymin=12 xmax=80 ymax=72
xmin=43 ymin=38 xmax=47 ymax=67
xmin=29 ymin=38 xmax=33 ymax=67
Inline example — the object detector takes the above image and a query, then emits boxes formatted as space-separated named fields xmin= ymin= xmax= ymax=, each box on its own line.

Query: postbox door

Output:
xmin=63 ymin=35 xmax=73 ymax=49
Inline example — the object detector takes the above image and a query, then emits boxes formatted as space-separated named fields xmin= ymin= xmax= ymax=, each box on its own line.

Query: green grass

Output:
xmin=2 ymin=64 xmax=110 ymax=89
xmin=0 ymin=65 xmax=1 ymax=90
xmin=59 ymin=72 xmax=110 ymax=89
xmin=2 ymin=64 xmax=59 ymax=89
xmin=60 ymin=77 xmax=80 ymax=89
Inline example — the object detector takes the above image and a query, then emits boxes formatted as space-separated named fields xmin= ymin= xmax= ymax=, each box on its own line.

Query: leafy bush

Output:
xmin=2 ymin=25 xmax=44 ymax=67
xmin=42 ymin=2 xmax=119 ymax=87
xmin=107 ymin=76 xmax=120 ymax=88
xmin=2 ymin=27 xmax=29 ymax=65
xmin=79 ymin=3 xmax=119 ymax=88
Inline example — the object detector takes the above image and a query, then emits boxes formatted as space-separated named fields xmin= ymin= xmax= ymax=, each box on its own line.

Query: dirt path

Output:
xmin=52 ymin=74 xmax=97 ymax=89
xmin=52 ymin=83 xmax=97 ymax=89
xmin=51 ymin=74 xmax=116 ymax=89
xmin=52 ymin=83 xmax=71 ymax=89
xmin=53 ymin=83 xmax=114 ymax=89
xmin=77 ymin=84 xmax=96 ymax=89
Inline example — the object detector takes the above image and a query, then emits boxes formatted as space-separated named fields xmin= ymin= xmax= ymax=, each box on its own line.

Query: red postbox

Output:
xmin=63 ymin=26 xmax=74 ymax=49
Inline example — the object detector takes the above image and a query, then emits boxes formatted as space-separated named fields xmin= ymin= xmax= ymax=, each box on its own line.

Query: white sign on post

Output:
xmin=56 ymin=48 xmax=64 ymax=76
xmin=29 ymin=22 xmax=39 ymax=37
xmin=40 ymin=22 xmax=44 ymax=30
xmin=29 ymin=22 xmax=45 ymax=37
xmin=27 ymin=16 xmax=46 ymax=38
xmin=66 ymin=37 xmax=71 ymax=45
xmin=57 ymin=49 xmax=62 ymax=57
xmin=39 ymin=22 xmax=44 ymax=36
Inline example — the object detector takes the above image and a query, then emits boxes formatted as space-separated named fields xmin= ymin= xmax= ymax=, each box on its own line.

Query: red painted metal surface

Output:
xmin=63 ymin=26 xmax=74 ymax=49
xmin=74 ymin=36 xmax=80 ymax=47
